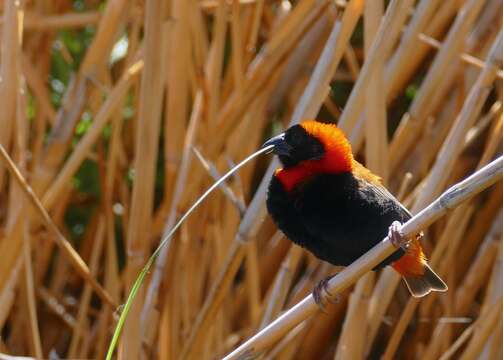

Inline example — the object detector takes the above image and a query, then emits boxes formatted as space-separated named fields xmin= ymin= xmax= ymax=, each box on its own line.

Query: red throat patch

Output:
xmin=276 ymin=121 xmax=354 ymax=192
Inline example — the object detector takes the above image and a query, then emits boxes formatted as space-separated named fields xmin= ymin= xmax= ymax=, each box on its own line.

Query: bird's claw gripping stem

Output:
xmin=388 ymin=221 xmax=409 ymax=249
xmin=313 ymin=275 xmax=341 ymax=312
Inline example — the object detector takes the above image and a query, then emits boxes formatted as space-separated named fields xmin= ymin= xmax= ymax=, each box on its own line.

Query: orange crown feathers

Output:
xmin=300 ymin=120 xmax=354 ymax=173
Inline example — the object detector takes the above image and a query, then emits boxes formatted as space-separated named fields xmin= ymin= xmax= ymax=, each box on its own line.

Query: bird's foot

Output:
xmin=312 ymin=275 xmax=341 ymax=312
xmin=388 ymin=221 xmax=409 ymax=250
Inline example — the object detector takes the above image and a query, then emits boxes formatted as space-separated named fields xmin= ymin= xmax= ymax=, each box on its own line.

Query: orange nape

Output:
xmin=300 ymin=120 xmax=354 ymax=174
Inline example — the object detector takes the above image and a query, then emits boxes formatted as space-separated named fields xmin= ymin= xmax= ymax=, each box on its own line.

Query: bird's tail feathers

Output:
xmin=403 ymin=263 xmax=448 ymax=298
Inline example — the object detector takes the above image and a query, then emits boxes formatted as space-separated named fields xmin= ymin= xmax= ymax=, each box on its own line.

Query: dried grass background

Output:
xmin=0 ymin=0 xmax=502 ymax=359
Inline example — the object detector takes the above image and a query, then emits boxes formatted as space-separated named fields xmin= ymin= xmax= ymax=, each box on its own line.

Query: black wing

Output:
xmin=294 ymin=173 xmax=410 ymax=267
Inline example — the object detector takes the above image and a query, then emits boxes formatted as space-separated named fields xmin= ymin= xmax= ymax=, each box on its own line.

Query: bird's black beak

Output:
xmin=262 ymin=132 xmax=292 ymax=156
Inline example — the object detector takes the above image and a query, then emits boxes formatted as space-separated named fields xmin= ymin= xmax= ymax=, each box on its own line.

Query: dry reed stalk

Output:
xmin=365 ymin=269 xmax=399 ymax=351
xmin=389 ymin=0 xmax=485 ymax=172
xmin=337 ymin=0 xmax=413 ymax=135
xmin=68 ymin=216 xmax=106 ymax=358
xmin=295 ymin=299 xmax=346 ymax=359
xmin=390 ymin=0 xmax=459 ymax=105
xmin=14 ymin=73 xmax=43 ymax=359
xmin=265 ymin=287 xmax=318 ymax=359
xmin=0 ymin=19 xmax=132 ymax=340
xmin=22 ymin=11 xmax=101 ymax=29
xmin=0 ymin=0 xmax=22 ymax=190
xmin=0 ymin=256 xmax=23 ymax=328
xmin=335 ymin=272 xmax=374 ymax=360
xmin=230 ymin=229 xmax=290 ymax=319
xmin=0 ymin=0 xmax=23 ymax=306
xmin=481 ymin=212 xmax=503 ymax=359
xmin=366 ymin=25 xmax=503 ymax=345
xmin=455 ymin=214 xmax=503 ymax=314
xmin=224 ymin=156 xmax=503 ymax=359
xmin=182 ymin=231 xmax=248 ymax=359
xmin=0 ymin=143 xmax=115 ymax=306
xmin=423 ymin=213 xmax=503 ymax=360
xmin=459 ymin=297 xmax=503 ymax=359
xmin=204 ymin=0 xmax=327 ymax=157
xmin=245 ymin=240 xmax=262 ymax=326
xmin=409 ymin=97 xmax=460 ymax=179
xmin=380 ymin=96 xmax=503 ymax=358
xmin=22 ymin=222 xmax=43 ymax=359
xmin=41 ymin=56 xmax=144 ymax=211
xmin=259 ymin=242 xmax=300 ymax=329
xmin=32 ymin=0 xmax=127 ymax=198
xmin=384 ymin=0 xmax=442 ymax=101
xmin=417 ymin=33 xmax=503 ymax=80
xmin=207 ymin=0 xmax=228 ymax=127
xmin=190 ymin=0 xmax=209 ymax=70
xmin=225 ymin=73 xmax=279 ymax=162
xmin=140 ymin=90 xmax=203 ymax=348
xmin=267 ymin=322 xmax=307 ymax=359
xmin=363 ymin=0 xmax=387 ymax=183
xmin=292 ymin=0 xmax=363 ymax=122
xmin=148 ymin=40 xmax=186 ymax=237
xmin=343 ymin=45 xmax=360 ymax=81
xmin=283 ymin=258 xmax=329 ymax=308
xmin=415 ymin=26 xmax=503 ymax=210
xmin=30 ymin=73 xmax=85 ymax=194
xmin=468 ymin=0 xmax=503 ymax=54
xmin=120 ymin=0 xmax=166 ymax=357
xmin=272 ymin=311 xmax=320 ymax=358
xmin=93 ymin=111 xmax=124 ymax=358
xmin=346 ymin=2 xmax=418 ymax=148
xmin=200 ymin=0 xmax=256 ymax=10
xmin=181 ymin=1 xmax=327 ymax=208
xmin=162 ymin=0 xmax=190 ymax=204
xmin=458 ymin=181 xmax=503 ymax=275
xmin=266 ymin=13 xmax=331 ymax=116
xmin=247 ymin=0 xmax=265 ymax=47
xmin=383 ymin=298 xmax=421 ymax=360
xmin=21 ymin=55 xmax=56 ymax=125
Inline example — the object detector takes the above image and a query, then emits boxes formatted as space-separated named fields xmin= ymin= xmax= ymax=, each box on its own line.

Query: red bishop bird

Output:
xmin=264 ymin=120 xmax=447 ymax=303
